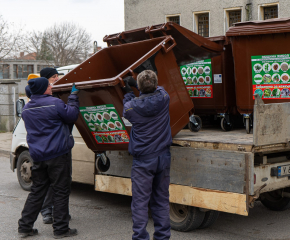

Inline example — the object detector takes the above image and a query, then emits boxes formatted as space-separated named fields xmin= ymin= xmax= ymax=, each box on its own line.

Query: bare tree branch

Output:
xmin=23 ymin=22 xmax=92 ymax=66
xmin=0 ymin=15 xmax=23 ymax=60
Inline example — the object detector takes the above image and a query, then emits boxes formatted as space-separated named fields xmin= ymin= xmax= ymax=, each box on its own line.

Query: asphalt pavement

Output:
xmin=1 ymin=133 xmax=290 ymax=239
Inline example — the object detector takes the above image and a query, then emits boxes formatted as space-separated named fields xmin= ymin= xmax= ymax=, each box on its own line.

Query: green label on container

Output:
xmin=179 ymin=59 xmax=213 ymax=98
xmin=80 ymin=104 xmax=130 ymax=144
xmin=251 ymin=54 xmax=290 ymax=99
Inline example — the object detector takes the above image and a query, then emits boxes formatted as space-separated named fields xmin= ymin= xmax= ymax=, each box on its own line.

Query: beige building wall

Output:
xmin=125 ymin=0 xmax=290 ymax=36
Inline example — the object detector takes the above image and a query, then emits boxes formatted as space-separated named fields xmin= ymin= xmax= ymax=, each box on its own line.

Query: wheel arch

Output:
xmin=13 ymin=146 xmax=29 ymax=170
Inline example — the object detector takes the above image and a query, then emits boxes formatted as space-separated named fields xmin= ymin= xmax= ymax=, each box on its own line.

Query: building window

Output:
xmin=229 ymin=10 xmax=241 ymax=27
xmin=166 ymin=15 xmax=180 ymax=25
xmin=197 ymin=13 xmax=209 ymax=37
xmin=13 ymin=65 xmax=34 ymax=79
xmin=0 ymin=64 xmax=9 ymax=79
xmin=37 ymin=65 xmax=52 ymax=73
xmin=224 ymin=8 xmax=242 ymax=33
xmin=264 ymin=5 xmax=278 ymax=20
xmin=259 ymin=4 xmax=278 ymax=20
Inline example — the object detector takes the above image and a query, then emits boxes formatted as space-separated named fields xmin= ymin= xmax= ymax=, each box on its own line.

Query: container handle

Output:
xmin=161 ymin=37 xmax=176 ymax=53
xmin=145 ymin=23 xmax=171 ymax=36
xmin=103 ymin=32 xmax=125 ymax=46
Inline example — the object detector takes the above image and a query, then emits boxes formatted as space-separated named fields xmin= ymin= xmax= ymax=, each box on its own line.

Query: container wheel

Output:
xmin=188 ymin=115 xmax=202 ymax=132
xmin=220 ymin=118 xmax=233 ymax=131
xmin=260 ymin=188 xmax=290 ymax=211
xmin=198 ymin=210 xmax=220 ymax=229
xmin=17 ymin=150 xmax=33 ymax=191
xmin=170 ymin=203 xmax=205 ymax=232
xmin=245 ymin=118 xmax=251 ymax=134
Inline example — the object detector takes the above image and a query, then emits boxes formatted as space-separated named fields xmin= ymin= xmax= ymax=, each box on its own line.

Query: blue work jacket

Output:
xmin=22 ymin=94 xmax=79 ymax=162
xmin=123 ymin=86 xmax=172 ymax=159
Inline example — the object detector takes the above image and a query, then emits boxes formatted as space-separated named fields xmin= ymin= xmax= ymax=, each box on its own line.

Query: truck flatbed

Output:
xmin=173 ymin=129 xmax=290 ymax=154
xmin=173 ymin=129 xmax=253 ymax=151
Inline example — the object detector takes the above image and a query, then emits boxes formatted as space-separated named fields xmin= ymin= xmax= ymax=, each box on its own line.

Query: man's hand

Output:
xmin=71 ymin=83 xmax=79 ymax=95
xmin=122 ymin=80 xmax=133 ymax=93
xmin=123 ymin=76 xmax=137 ymax=87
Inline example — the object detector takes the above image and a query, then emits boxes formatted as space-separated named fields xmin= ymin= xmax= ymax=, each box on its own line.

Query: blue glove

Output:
xmin=71 ymin=83 xmax=79 ymax=95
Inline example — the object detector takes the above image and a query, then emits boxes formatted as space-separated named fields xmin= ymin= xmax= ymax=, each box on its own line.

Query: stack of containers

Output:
xmin=179 ymin=36 xmax=237 ymax=131
xmin=227 ymin=18 xmax=290 ymax=133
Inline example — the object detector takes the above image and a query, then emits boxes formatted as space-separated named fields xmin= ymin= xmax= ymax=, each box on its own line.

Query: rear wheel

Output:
xmin=198 ymin=210 xmax=220 ymax=229
xmin=221 ymin=118 xmax=233 ymax=131
xmin=170 ymin=203 xmax=205 ymax=232
xmin=260 ymin=188 xmax=290 ymax=211
xmin=17 ymin=150 xmax=33 ymax=191
xmin=245 ymin=118 xmax=251 ymax=134
xmin=188 ymin=115 xmax=202 ymax=132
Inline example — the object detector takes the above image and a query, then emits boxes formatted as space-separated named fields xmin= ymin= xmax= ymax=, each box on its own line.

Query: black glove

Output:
xmin=123 ymin=76 xmax=137 ymax=87
xmin=122 ymin=80 xmax=133 ymax=93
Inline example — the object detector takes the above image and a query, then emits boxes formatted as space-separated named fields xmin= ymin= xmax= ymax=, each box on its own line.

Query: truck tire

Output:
xmin=17 ymin=150 xmax=33 ymax=191
xmin=170 ymin=203 xmax=205 ymax=232
xmin=260 ymin=188 xmax=290 ymax=211
xmin=198 ymin=210 xmax=220 ymax=229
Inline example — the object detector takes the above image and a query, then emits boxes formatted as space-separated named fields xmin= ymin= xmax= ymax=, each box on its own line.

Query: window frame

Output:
xmin=258 ymin=3 xmax=279 ymax=20
xmin=0 ymin=64 xmax=10 ymax=79
xmin=193 ymin=11 xmax=210 ymax=38
xmin=224 ymin=7 xmax=243 ymax=34
xmin=13 ymin=64 xmax=34 ymax=79
xmin=165 ymin=14 xmax=181 ymax=25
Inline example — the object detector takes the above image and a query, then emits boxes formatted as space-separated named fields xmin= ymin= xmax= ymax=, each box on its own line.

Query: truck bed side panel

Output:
xmin=105 ymin=147 xmax=254 ymax=195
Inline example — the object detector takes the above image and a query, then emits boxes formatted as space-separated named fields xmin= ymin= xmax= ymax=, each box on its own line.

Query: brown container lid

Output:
xmin=226 ymin=17 xmax=290 ymax=36
xmin=104 ymin=22 xmax=223 ymax=64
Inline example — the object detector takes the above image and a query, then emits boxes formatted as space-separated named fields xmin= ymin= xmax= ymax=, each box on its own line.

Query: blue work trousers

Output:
xmin=131 ymin=148 xmax=171 ymax=240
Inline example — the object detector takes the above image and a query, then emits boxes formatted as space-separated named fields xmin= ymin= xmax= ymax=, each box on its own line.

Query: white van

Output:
xmin=56 ymin=64 xmax=79 ymax=76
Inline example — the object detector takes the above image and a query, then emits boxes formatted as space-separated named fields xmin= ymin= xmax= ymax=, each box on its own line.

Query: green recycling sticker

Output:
xmin=251 ymin=54 xmax=290 ymax=99
xmin=179 ymin=59 xmax=213 ymax=98
xmin=80 ymin=104 xmax=130 ymax=144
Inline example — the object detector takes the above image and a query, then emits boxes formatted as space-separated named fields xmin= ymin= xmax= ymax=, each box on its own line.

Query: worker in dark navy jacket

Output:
xmin=18 ymin=77 xmax=79 ymax=239
xmin=123 ymin=70 xmax=172 ymax=240
xmin=26 ymin=68 xmax=73 ymax=225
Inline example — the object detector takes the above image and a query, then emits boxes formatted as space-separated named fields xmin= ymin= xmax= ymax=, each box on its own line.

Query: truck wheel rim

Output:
xmin=170 ymin=203 xmax=188 ymax=223
xmin=20 ymin=160 xmax=32 ymax=182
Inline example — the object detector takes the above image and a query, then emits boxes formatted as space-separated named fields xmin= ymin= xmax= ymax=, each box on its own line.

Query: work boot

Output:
xmin=53 ymin=228 xmax=78 ymax=239
xmin=43 ymin=214 xmax=53 ymax=224
xmin=18 ymin=229 xmax=38 ymax=238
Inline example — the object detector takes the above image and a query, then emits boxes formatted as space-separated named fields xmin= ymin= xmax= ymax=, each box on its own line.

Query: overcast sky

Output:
xmin=1 ymin=0 xmax=124 ymax=48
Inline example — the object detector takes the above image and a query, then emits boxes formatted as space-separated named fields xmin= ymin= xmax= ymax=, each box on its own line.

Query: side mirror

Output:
xmin=16 ymin=99 xmax=25 ymax=117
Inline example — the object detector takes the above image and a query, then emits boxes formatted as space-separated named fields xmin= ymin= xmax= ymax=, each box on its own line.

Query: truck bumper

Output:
xmin=10 ymin=152 xmax=16 ymax=172
xmin=255 ymin=160 xmax=290 ymax=194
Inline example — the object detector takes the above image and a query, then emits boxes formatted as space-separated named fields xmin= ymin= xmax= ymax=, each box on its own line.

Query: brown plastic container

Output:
xmin=190 ymin=36 xmax=236 ymax=116
xmin=52 ymin=36 xmax=193 ymax=152
xmin=227 ymin=18 xmax=290 ymax=115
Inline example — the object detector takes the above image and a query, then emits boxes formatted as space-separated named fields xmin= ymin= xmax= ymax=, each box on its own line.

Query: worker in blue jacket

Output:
xmin=18 ymin=77 xmax=79 ymax=239
xmin=25 ymin=67 xmax=67 ymax=225
xmin=123 ymin=70 xmax=172 ymax=240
